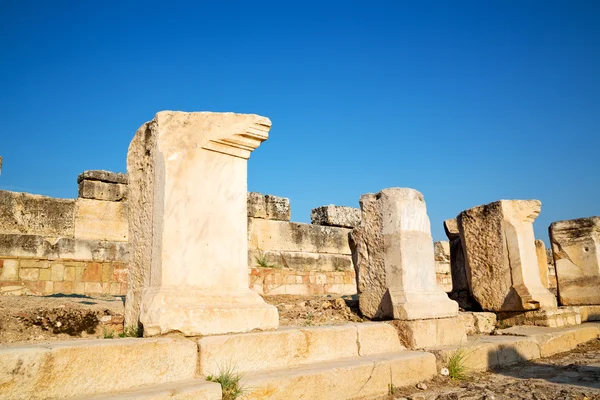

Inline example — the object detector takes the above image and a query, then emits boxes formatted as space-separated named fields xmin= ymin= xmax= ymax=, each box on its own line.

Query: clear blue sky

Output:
xmin=1 ymin=1 xmax=599 ymax=245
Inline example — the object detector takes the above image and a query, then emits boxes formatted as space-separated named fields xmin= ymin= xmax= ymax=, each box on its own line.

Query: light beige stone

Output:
xmin=76 ymin=380 xmax=222 ymax=400
xmin=0 ymin=259 xmax=18 ymax=281
xmin=0 ymin=190 xmax=75 ymax=237
xmin=51 ymin=263 xmax=65 ymax=281
xmin=310 ymin=205 xmax=361 ymax=228
xmin=247 ymin=192 xmax=267 ymax=218
xmin=500 ymin=323 xmax=600 ymax=357
xmin=535 ymin=239 xmax=550 ymax=288
xmin=78 ymin=180 xmax=127 ymax=202
xmin=73 ymin=199 xmax=128 ymax=242
xmin=577 ymin=305 xmax=600 ymax=322
xmin=242 ymin=351 xmax=436 ymax=400
xmin=458 ymin=312 xmax=497 ymax=335
xmin=248 ymin=218 xmax=352 ymax=255
xmin=247 ymin=249 xmax=352 ymax=271
xmin=390 ymin=316 xmax=467 ymax=349
xmin=0 ymin=338 xmax=197 ymax=400
xmin=351 ymin=188 xmax=458 ymax=320
xmin=127 ymin=111 xmax=278 ymax=336
xmin=549 ymin=216 xmax=600 ymax=306
xmin=458 ymin=200 xmax=557 ymax=311
xmin=497 ymin=307 xmax=581 ymax=328
xmin=19 ymin=267 xmax=39 ymax=281
xmin=264 ymin=194 xmax=290 ymax=221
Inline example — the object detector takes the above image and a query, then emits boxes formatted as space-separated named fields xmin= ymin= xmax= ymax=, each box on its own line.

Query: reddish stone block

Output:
xmin=82 ymin=263 xmax=102 ymax=282
xmin=120 ymin=283 xmax=128 ymax=295
xmin=112 ymin=268 xmax=128 ymax=283
xmin=54 ymin=281 xmax=73 ymax=294
xmin=23 ymin=281 xmax=44 ymax=295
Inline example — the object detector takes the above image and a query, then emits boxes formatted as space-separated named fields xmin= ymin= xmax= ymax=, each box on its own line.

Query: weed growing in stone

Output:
xmin=206 ymin=365 xmax=245 ymax=400
xmin=102 ymin=327 xmax=115 ymax=339
xmin=255 ymin=250 xmax=280 ymax=268
xmin=447 ymin=348 xmax=469 ymax=380
xmin=119 ymin=325 xmax=139 ymax=338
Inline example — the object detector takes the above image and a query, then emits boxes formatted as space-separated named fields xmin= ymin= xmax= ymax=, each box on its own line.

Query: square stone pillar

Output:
xmin=125 ymin=111 xmax=279 ymax=336
xmin=457 ymin=200 xmax=557 ymax=312
xmin=351 ymin=188 xmax=458 ymax=320
xmin=549 ymin=217 xmax=600 ymax=306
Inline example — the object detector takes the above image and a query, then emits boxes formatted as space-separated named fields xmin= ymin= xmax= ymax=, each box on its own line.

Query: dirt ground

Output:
xmin=385 ymin=338 xmax=600 ymax=400
xmin=263 ymin=294 xmax=365 ymax=326
xmin=0 ymin=294 xmax=125 ymax=344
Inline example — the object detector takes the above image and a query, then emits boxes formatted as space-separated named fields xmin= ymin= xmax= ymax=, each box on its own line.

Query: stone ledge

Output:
xmin=197 ymin=322 xmax=403 ymax=376
xmin=0 ymin=234 xmax=129 ymax=262
xmin=0 ymin=338 xmax=197 ymax=400
xmin=72 ymin=380 xmax=222 ymax=400
xmin=77 ymin=170 xmax=128 ymax=185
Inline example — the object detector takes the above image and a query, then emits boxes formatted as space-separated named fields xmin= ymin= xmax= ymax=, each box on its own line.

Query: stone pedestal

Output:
xmin=549 ymin=217 xmax=600 ymax=306
xmin=457 ymin=200 xmax=556 ymax=312
xmin=351 ymin=188 xmax=458 ymax=321
xmin=125 ymin=111 xmax=279 ymax=336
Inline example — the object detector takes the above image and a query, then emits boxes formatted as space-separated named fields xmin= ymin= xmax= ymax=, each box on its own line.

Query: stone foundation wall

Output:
xmin=0 ymin=171 xmax=129 ymax=296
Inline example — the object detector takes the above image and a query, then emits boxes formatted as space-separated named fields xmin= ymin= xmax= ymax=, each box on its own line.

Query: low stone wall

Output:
xmin=0 ymin=171 xmax=129 ymax=296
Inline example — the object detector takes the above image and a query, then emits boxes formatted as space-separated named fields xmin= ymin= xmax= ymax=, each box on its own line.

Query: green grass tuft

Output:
xmin=118 ymin=325 xmax=139 ymax=338
xmin=447 ymin=348 xmax=469 ymax=380
xmin=206 ymin=365 xmax=245 ymax=400
xmin=102 ymin=327 xmax=114 ymax=339
xmin=255 ymin=250 xmax=281 ymax=269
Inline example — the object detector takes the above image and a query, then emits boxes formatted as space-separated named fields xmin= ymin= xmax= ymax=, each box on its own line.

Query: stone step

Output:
xmin=197 ymin=322 xmax=404 ymax=376
xmin=242 ymin=351 xmax=437 ymax=400
xmin=429 ymin=322 xmax=600 ymax=372
xmin=69 ymin=380 xmax=221 ymax=400
xmin=0 ymin=338 xmax=198 ymax=400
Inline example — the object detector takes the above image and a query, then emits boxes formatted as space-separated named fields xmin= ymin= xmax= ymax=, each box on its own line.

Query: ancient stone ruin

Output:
xmin=550 ymin=217 xmax=600 ymax=306
xmin=0 ymin=110 xmax=599 ymax=400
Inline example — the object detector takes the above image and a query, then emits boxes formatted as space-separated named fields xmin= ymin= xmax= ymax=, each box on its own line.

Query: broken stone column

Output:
xmin=457 ymin=200 xmax=557 ymax=311
xmin=535 ymin=239 xmax=550 ymax=288
xmin=549 ymin=217 xmax=600 ymax=306
xmin=125 ymin=111 xmax=279 ymax=336
xmin=311 ymin=205 xmax=361 ymax=228
xmin=351 ymin=188 xmax=459 ymax=320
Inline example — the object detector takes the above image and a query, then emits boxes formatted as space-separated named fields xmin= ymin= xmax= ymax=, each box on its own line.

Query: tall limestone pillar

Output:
xmin=125 ymin=111 xmax=279 ymax=336
xmin=351 ymin=188 xmax=459 ymax=320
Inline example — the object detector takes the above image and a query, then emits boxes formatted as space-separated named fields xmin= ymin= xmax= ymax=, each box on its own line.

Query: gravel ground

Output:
xmin=385 ymin=338 xmax=600 ymax=400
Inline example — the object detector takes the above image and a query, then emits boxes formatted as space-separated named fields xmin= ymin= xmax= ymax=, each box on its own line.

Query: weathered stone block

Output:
xmin=73 ymin=199 xmax=128 ymax=242
xmin=310 ymin=205 xmax=361 ymax=228
xmin=0 ymin=259 xmax=18 ymax=281
xmin=497 ymin=307 xmax=581 ymax=328
xmin=444 ymin=218 xmax=477 ymax=310
xmin=265 ymin=194 xmax=290 ymax=221
xmin=77 ymin=170 xmax=128 ymax=185
xmin=247 ymin=192 xmax=267 ymax=218
xmin=390 ymin=316 xmax=467 ymax=349
xmin=458 ymin=311 xmax=497 ymax=335
xmin=549 ymin=216 xmax=600 ymax=306
xmin=78 ymin=180 xmax=127 ymax=202
xmin=248 ymin=249 xmax=352 ymax=271
xmin=0 ymin=190 xmax=75 ymax=237
xmin=248 ymin=218 xmax=352 ymax=255
xmin=126 ymin=111 xmax=278 ymax=336
xmin=457 ymin=200 xmax=556 ymax=311
xmin=351 ymin=188 xmax=458 ymax=320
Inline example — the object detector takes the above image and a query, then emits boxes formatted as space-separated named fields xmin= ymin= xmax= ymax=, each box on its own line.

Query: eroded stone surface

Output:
xmin=445 ymin=218 xmax=478 ymax=310
xmin=77 ymin=170 xmax=128 ymax=185
xmin=265 ymin=194 xmax=290 ymax=221
xmin=310 ymin=205 xmax=361 ymax=228
xmin=390 ymin=316 xmax=467 ymax=349
xmin=535 ymin=239 xmax=550 ymax=288
xmin=457 ymin=200 xmax=556 ymax=312
xmin=126 ymin=111 xmax=278 ymax=335
xmin=549 ymin=216 xmax=600 ymax=306
xmin=351 ymin=188 xmax=458 ymax=320
xmin=78 ymin=180 xmax=127 ymax=202
xmin=247 ymin=192 xmax=267 ymax=218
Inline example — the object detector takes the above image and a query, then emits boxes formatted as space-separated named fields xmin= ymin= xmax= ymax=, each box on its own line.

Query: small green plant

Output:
xmin=333 ymin=258 xmax=344 ymax=272
xmin=447 ymin=348 xmax=469 ymax=380
xmin=304 ymin=312 xmax=314 ymax=326
xmin=497 ymin=319 xmax=510 ymax=330
xmin=103 ymin=327 xmax=115 ymax=339
xmin=119 ymin=325 xmax=139 ymax=338
xmin=206 ymin=365 xmax=245 ymax=400
xmin=254 ymin=250 xmax=281 ymax=269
